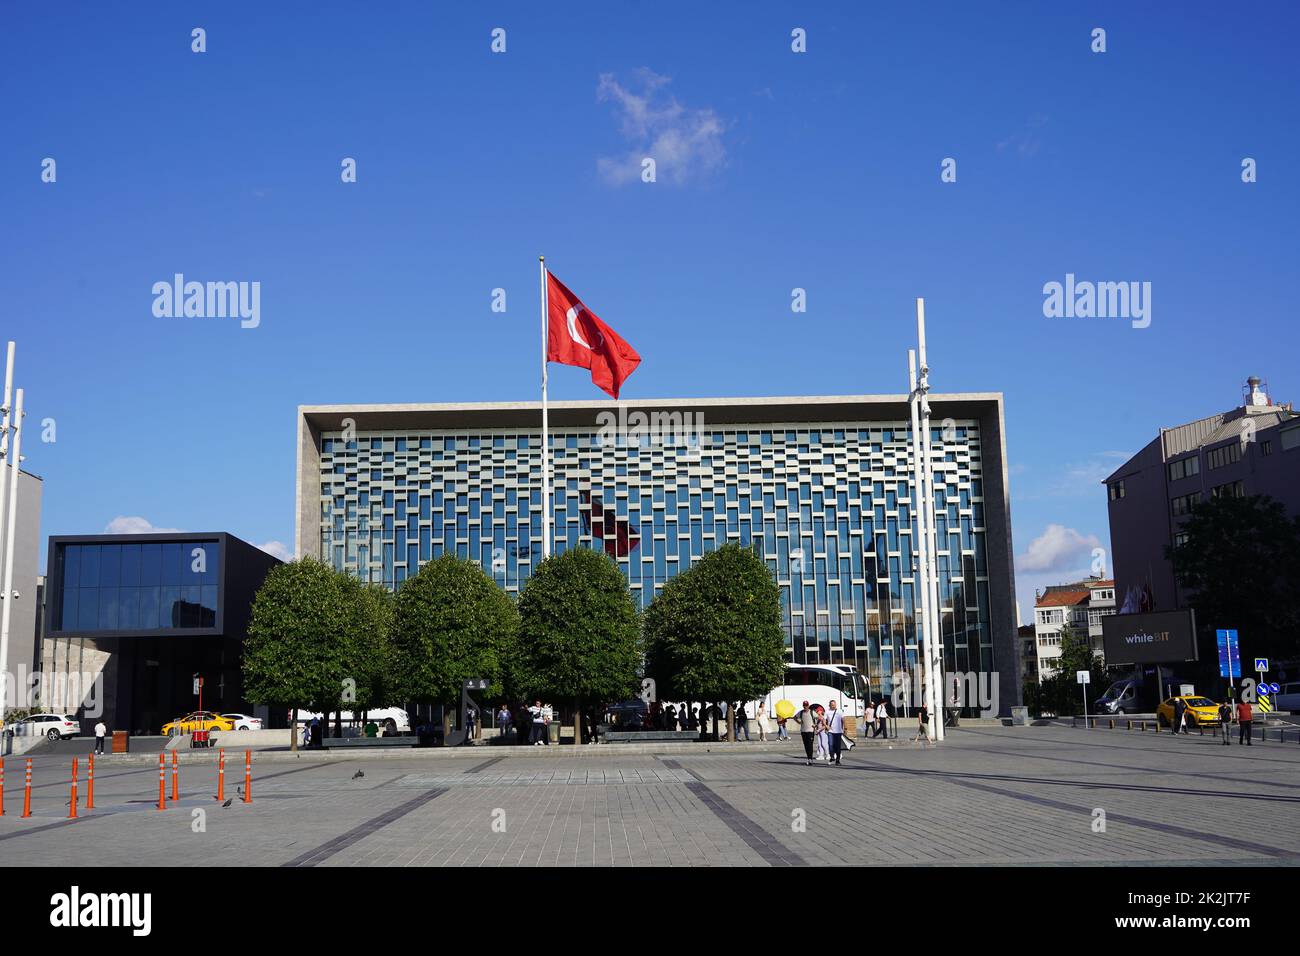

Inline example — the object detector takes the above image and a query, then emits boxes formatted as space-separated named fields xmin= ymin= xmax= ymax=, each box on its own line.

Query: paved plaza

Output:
xmin=2 ymin=724 xmax=1298 ymax=866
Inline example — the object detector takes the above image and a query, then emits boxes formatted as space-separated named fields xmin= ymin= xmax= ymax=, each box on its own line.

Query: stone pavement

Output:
xmin=1 ymin=724 xmax=1297 ymax=866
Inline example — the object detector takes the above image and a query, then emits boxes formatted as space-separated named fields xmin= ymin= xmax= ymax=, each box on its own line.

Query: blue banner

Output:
xmin=1216 ymin=629 xmax=1240 ymax=679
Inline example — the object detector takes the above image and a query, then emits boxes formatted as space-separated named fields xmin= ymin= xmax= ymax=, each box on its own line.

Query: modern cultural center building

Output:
xmin=295 ymin=394 xmax=1020 ymax=715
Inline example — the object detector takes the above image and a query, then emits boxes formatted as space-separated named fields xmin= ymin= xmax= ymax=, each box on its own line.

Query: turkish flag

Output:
xmin=546 ymin=272 xmax=641 ymax=399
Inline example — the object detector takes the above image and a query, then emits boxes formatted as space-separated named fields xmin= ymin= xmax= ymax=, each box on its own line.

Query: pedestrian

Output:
xmin=755 ymin=701 xmax=768 ymax=742
xmin=826 ymin=699 xmax=845 ymax=765
xmin=913 ymin=703 xmax=930 ymax=745
xmin=736 ymin=702 xmax=750 ymax=741
xmin=1236 ymin=697 xmax=1253 ymax=746
xmin=1219 ymin=700 xmax=1232 ymax=746
xmin=529 ymin=700 xmax=546 ymax=745
xmin=1171 ymin=697 xmax=1186 ymax=737
xmin=497 ymin=704 xmax=512 ymax=743
xmin=94 ymin=719 xmax=107 ymax=755
xmin=797 ymin=700 xmax=816 ymax=765
xmin=776 ymin=713 xmax=789 ymax=741
xmin=873 ymin=698 xmax=889 ymax=739
xmin=309 ymin=716 xmax=321 ymax=748
xmin=466 ymin=705 xmax=477 ymax=741
xmin=814 ymin=705 xmax=829 ymax=761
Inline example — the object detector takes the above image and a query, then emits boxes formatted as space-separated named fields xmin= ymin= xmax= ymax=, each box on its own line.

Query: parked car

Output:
xmin=1275 ymin=682 xmax=1300 ymax=713
xmin=4 ymin=713 xmax=80 ymax=741
xmin=221 ymin=713 xmax=263 ymax=731
xmin=161 ymin=711 xmax=235 ymax=736
xmin=1156 ymin=696 xmax=1221 ymax=729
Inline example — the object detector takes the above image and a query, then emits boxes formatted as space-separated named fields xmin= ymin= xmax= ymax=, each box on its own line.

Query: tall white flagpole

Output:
xmin=916 ymin=298 xmax=945 ymax=741
xmin=0 ymin=387 xmax=25 ymax=720
xmin=0 ymin=342 xmax=15 ymax=618
xmin=909 ymin=349 xmax=938 ymax=742
xmin=539 ymin=256 xmax=552 ymax=559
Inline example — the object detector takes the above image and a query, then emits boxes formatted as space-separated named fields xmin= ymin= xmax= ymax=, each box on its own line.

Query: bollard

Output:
xmin=242 ymin=750 xmax=252 ymax=803
xmin=157 ymin=753 xmax=166 ymax=811
xmin=68 ymin=758 xmax=78 ymax=819
xmin=1127 ymin=720 xmax=1132 ymax=731
xmin=87 ymin=754 xmax=95 ymax=810
xmin=1108 ymin=719 xmax=1114 ymax=730
xmin=22 ymin=759 xmax=32 ymax=817
xmin=217 ymin=749 xmax=225 ymax=801
xmin=171 ymin=751 xmax=179 ymax=801
xmin=0 ymin=757 xmax=5 ymax=817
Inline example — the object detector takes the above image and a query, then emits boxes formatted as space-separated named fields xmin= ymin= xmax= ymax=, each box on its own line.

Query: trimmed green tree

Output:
xmin=391 ymin=554 xmax=517 ymax=733
xmin=515 ymin=547 xmax=641 ymax=745
xmin=243 ymin=559 xmax=388 ymax=749
xmin=644 ymin=543 xmax=786 ymax=741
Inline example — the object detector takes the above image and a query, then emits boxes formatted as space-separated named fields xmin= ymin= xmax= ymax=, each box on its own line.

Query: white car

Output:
xmin=221 ymin=713 xmax=264 ymax=731
xmin=5 ymin=713 xmax=80 ymax=741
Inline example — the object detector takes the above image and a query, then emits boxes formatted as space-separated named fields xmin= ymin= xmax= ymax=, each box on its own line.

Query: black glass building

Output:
xmin=44 ymin=533 xmax=282 ymax=733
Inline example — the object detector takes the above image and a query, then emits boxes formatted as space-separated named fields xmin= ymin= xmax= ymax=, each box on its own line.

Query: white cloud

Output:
xmin=104 ymin=515 xmax=183 ymax=534
xmin=596 ymin=69 xmax=725 ymax=186
xmin=1017 ymin=523 xmax=1103 ymax=574
xmin=256 ymin=540 xmax=294 ymax=562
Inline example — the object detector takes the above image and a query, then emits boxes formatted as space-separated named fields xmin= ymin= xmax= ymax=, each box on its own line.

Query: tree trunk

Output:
xmin=726 ymin=705 xmax=736 ymax=743
xmin=290 ymin=706 xmax=298 ymax=753
xmin=573 ymin=699 xmax=582 ymax=746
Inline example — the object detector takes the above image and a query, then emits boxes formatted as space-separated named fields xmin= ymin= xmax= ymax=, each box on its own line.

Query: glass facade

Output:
xmin=52 ymin=541 xmax=220 ymax=632
xmin=314 ymin=419 xmax=994 ymax=693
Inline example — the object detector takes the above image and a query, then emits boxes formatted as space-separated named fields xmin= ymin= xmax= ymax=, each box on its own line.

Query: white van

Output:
xmin=293 ymin=707 xmax=410 ymax=736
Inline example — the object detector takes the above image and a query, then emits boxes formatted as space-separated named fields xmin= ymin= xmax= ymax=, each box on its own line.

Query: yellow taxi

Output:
xmin=162 ymin=711 xmax=235 ymax=736
xmin=1156 ymin=696 xmax=1222 ymax=729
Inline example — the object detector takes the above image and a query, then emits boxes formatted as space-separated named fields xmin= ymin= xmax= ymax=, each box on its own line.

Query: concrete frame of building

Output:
xmin=296 ymin=394 xmax=1022 ymax=715
xmin=42 ymin=532 xmax=281 ymax=734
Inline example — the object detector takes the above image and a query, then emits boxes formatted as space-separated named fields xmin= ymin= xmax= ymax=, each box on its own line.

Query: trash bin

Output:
xmin=547 ymin=721 xmax=560 ymax=744
xmin=1009 ymin=706 xmax=1029 ymax=726
xmin=111 ymin=730 xmax=129 ymax=753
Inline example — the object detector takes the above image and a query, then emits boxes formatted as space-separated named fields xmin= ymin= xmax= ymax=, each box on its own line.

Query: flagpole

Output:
xmin=539 ymin=256 xmax=552 ymax=559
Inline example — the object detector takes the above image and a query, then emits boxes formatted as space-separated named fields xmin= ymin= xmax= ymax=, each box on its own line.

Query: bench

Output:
xmin=320 ymin=736 xmax=419 ymax=749
xmin=602 ymin=730 xmax=699 ymax=744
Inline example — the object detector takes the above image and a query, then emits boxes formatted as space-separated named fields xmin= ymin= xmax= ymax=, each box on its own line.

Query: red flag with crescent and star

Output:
xmin=546 ymin=272 xmax=641 ymax=399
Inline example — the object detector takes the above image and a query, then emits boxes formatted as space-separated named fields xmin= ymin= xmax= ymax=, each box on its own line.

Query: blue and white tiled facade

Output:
xmin=297 ymin=396 xmax=1019 ymax=709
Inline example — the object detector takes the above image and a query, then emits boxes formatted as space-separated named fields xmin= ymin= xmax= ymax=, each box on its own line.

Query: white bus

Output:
xmin=749 ymin=663 xmax=873 ymax=723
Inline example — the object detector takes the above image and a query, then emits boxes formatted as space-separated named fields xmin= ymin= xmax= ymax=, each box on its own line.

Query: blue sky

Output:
xmin=2 ymin=2 xmax=1297 ymax=622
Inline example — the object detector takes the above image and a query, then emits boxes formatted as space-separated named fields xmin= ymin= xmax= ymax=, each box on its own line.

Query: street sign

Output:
xmin=1216 ymin=629 xmax=1241 ymax=679
xmin=1255 ymin=658 xmax=1269 ymax=673
xmin=463 ymin=678 xmax=489 ymax=691
xmin=192 ymin=676 xmax=203 ymax=695
xmin=1076 ymin=671 xmax=1090 ymax=685
xmin=1258 ymin=689 xmax=1273 ymax=714
xmin=1270 ymin=683 xmax=1280 ymax=694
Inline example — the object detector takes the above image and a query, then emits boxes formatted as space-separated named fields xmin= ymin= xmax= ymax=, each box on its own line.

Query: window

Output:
xmin=1261 ymin=440 xmax=1272 ymax=456
xmin=1282 ymin=426 xmax=1300 ymax=452
xmin=1171 ymin=492 xmax=1200 ymax=517
xmin=1167 ymin=456 xmax=1200 ymax=481
xmin=1211 ymin=480 xmax=1245 ymax=499
xmin=1108 ymin=480 xmax=1126 ymax=501
xmin=1206 ymin=442 xmax=1241 ymax=470
xmin=1173 ymin=531 xmax=1189 ymax=548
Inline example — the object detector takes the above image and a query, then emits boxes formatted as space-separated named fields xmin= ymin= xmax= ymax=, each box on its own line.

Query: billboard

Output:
xmin=1101 ymin=609 xmax=1199 ymax=666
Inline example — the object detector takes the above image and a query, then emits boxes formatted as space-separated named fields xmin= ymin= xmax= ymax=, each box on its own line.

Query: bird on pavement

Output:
xmin=222 ymin=798 xmax=233 ymax=808
xmin=352 ymin=770 xmax=364 ymax=779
